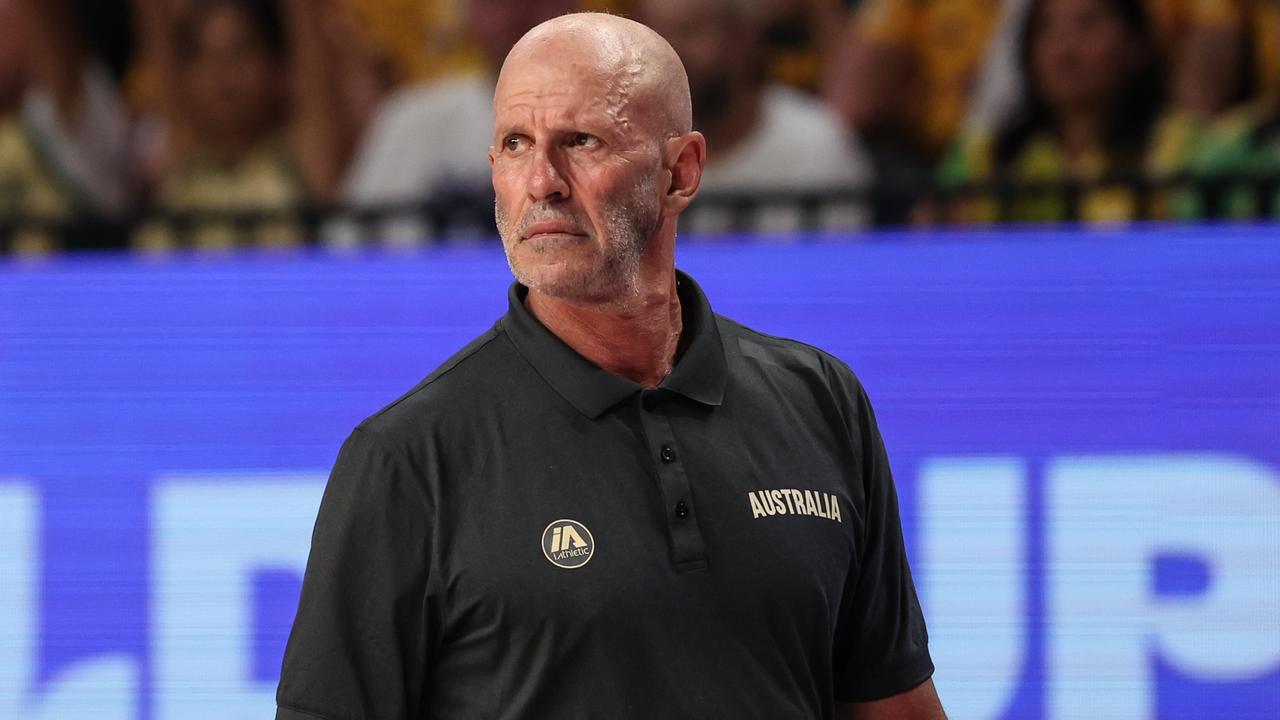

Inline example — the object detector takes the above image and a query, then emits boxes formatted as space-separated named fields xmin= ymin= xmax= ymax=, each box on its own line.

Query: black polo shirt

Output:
xmin=277 ymin=270 xmax=933 ymax=720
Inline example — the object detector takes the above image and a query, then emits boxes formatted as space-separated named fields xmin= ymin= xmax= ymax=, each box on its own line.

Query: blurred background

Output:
xmin=0 ymin=0 xmax=1279 ymax=250
xmin=1 ymin=1 xmax=1278 ymax=719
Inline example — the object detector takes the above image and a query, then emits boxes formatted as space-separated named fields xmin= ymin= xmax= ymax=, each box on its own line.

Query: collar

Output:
xmin=501 ymin=269 xmax=728 ymax=419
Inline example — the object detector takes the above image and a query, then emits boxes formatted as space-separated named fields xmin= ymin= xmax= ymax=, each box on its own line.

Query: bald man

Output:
xmin=277 ymin=13 xmax=943 ymax=720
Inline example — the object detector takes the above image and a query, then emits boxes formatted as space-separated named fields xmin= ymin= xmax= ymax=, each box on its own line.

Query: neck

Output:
xmin=526 ymin=252 xmax=683 ymax=389
xmin=1056 ymin=106 xmax=1106 ymax=162
xmin=199 ymin=129 xmax=265 ymax=163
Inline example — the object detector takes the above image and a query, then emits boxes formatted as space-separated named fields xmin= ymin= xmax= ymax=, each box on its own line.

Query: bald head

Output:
xmin=497 ymin=12 xmax=693 ymax=141
xmin=489 ymin=12 xmax=706 ymax=306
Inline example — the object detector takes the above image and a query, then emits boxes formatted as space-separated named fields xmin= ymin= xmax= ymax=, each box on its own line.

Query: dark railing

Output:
xmin=2 ymin=172 xmax=1277 ymax=255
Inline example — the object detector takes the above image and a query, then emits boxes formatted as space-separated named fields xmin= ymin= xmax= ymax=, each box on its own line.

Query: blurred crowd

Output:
xmin=1 ymin=0 xmax=1278 ymax=252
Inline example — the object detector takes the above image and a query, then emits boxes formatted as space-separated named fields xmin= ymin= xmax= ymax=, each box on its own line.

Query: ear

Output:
xmin=660 ymin=131 xmax=706 ymax=217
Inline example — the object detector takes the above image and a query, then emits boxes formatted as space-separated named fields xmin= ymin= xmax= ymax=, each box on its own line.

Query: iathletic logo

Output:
xmin=747 ymin=488 xmax=843 ymax=523
xmin=541 ymin=519 xmax=595 ymax=569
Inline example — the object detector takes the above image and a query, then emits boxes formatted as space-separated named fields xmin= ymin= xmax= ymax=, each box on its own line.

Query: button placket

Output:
xmin=637 ymin=393 xmax=706 ymax=571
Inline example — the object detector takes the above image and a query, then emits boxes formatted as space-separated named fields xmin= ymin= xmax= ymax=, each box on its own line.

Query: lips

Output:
xmin=522 ymin=221 xmax=587 ymax=240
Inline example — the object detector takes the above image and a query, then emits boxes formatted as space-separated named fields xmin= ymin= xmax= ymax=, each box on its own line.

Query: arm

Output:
xmin=129 ymin=0 xmax=191 ymax=188
xmin=20 ymin=0 xmax=135 ymax=213
xmin=841 ymin=678 xmax=947 ymax=719
xmin=1171 ymin=22 xmax=1246 ymax=118
xmin=17 ymin=0 xmax=84 ymax=121
xmin=130 ymin=0 xmax=177 ymax=115
xmin=277 ymin=428 xmax=434 ymax=719
xmin=283 ymin=0 xmax=349 ymax=202
xmin=825 ymin=360 xmax=941 ymax=714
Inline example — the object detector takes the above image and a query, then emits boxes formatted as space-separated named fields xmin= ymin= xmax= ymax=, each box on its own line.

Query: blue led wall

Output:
xmin=1 ymin=225 xmax=1277 ymax=719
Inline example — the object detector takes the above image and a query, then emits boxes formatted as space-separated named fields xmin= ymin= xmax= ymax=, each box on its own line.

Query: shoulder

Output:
xmin=373 ymin=73 xmax=492 ymax=127
xmin=725 ymin=86 xmax=869 ymax=188
xmin=354 ymin=320 xmax=514 ymax=446
xmin=1189 ymin=102 xmax=1270 ymax=174
xmin=761 ymin=86 xmax=844 ymax=133
xmin=719 ymin=314 xmax=864 ymax=402
xmin=719 ymin=315 xmax=877 ymax=454
xmin=937 ymin=127 xmax=995 ymax=185
xmin=760 ymin=87 xmax=860 ymax=164
xmin=353 ymin=73 xmax=492 ymax=163
xmin=344 ymin=73 xmax=493 ymax=203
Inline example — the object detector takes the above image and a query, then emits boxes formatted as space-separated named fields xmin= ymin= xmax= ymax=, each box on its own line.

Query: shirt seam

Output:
xmin=364 ymin=326 xmax=504 ymax=422
xmin=726 ymin=318 xmax=847 ymax=367
xmin=834 ymin=649 xmax=935 ymax=703
xmin=277 ymin=701 xmax=350 ymax=720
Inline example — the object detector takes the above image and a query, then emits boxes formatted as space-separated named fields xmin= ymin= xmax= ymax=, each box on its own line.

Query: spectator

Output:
xmin=966 ymin=0 xmax=1253 ymax=159
xmin=341 ymin=0 xmax=490 ymax=86
xmin=1 ymin=0 xmax=134 ymax=253
xmin=132 ymin=0 xmax=346 ymax=250
xmin=1162 ymin=0 xmax=1280 ymax=122
xmin=1172 ymin=6 xmax=1280 ymax=221
xmin=342 ymin=0 xmax=576 ymax=214
xmin=640 ymin=0 xmax=871 ymax=234
xmin=935 ymin=0 xmax=1166 ymax=224
xmin=822 ymin=0 xmax=1004 ymax=222
xmin=823 ymin=0 xmax=1005 ymax=163
xmin=755 ymin=0 xmax=845 ymax=93
xmin=319 ymin=1 xmax=402 ymax=148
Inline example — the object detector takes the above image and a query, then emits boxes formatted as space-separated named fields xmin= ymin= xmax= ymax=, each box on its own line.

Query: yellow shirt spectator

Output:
xmin=133 ymin=137 xmax=306 ymax=252
xmin=856 ymin=0 xmax=1003 ymax=159
xmin=0 ymin=116 xmax=76 ymax=254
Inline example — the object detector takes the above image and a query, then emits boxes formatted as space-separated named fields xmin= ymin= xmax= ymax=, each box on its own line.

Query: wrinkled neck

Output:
xmin=526 ymin=270 xmax=682 ymax=388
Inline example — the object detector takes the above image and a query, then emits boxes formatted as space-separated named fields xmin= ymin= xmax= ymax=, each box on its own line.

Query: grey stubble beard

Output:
xmin=495 ymin=173 xmax=661 ymax=308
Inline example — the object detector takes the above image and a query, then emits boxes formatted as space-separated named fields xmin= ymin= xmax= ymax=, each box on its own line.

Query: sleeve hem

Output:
xmin=834 ymin=650 xmax=936 ymax=703
xmin=276 ymin=702 xmax=346 ymax=720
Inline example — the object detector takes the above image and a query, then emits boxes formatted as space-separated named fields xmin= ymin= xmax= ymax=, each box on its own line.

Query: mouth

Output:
xmin=522 ymin=221 xmax=588 ymax=241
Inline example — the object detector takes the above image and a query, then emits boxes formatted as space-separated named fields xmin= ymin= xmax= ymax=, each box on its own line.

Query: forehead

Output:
xmin=493 ymin=49 xmax=637 ymax=130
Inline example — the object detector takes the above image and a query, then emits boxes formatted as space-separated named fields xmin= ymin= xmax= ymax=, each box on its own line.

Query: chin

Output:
xmin=505 ymin=235 xmax=644 ymax=305
xmin=515 ymin=262 xmax=600 ymax=301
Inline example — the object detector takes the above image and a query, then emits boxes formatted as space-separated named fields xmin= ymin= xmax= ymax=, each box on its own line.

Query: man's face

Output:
xmin=490 ymin=49 xmax=664 ymax=303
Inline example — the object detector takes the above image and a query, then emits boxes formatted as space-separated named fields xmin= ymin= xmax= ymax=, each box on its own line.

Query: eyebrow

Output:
xmin=493 ymin=116 xmax=619 ymax=145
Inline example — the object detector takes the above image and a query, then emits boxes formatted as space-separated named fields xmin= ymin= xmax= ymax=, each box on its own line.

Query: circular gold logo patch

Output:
xmin=541 ymin=519 xmax=594 ymax=569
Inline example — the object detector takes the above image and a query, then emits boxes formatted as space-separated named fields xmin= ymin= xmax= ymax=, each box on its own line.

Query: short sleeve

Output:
xmin=276 ymin=427 xmax=435 ymax=720
xmin=829 ymin=375 xmax=934 ymax=702
xmin=22 ymin=61 xmax=134 ymax=214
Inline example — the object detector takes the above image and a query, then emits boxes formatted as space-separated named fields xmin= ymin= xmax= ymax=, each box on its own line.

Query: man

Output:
xmin=2 ymin=0 xmax=133 ymax=253
xmin=277 ymin=12 xmax=944 ymax=720
xmin=342 ymin=0 xmax=576 ymax=208
xmin=638 ymin=0 xmax=871 ymax=233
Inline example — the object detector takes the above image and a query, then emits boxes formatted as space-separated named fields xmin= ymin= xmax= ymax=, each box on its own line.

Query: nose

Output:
xmin=526 ymin=146 xmax=570 ymax=202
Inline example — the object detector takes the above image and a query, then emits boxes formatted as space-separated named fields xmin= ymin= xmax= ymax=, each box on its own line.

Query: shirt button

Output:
xmin=674 ymin=500 xmax=689 ymax=519
xmin=660 ymin=445 xmax=677 ymax=463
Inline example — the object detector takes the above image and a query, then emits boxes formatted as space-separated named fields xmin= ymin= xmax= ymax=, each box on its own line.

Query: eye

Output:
xmin=570 ymin=132 xmax=599 ymax=148
xmin=503 ymin=135 xmax=529 ymax=153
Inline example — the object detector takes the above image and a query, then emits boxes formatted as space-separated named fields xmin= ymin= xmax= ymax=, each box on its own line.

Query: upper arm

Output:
xmin=281 ymin=0 xmax=348 ymax=201
xmin=276 ymin=428 xmax=435 ymax=719
xmin=18 ymin=0 xmax=85 ymax=120
xmin=840 ymin=678 xmax=947 ymax=720
xmin=825 ymin=362 xmax=935 ymax=702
